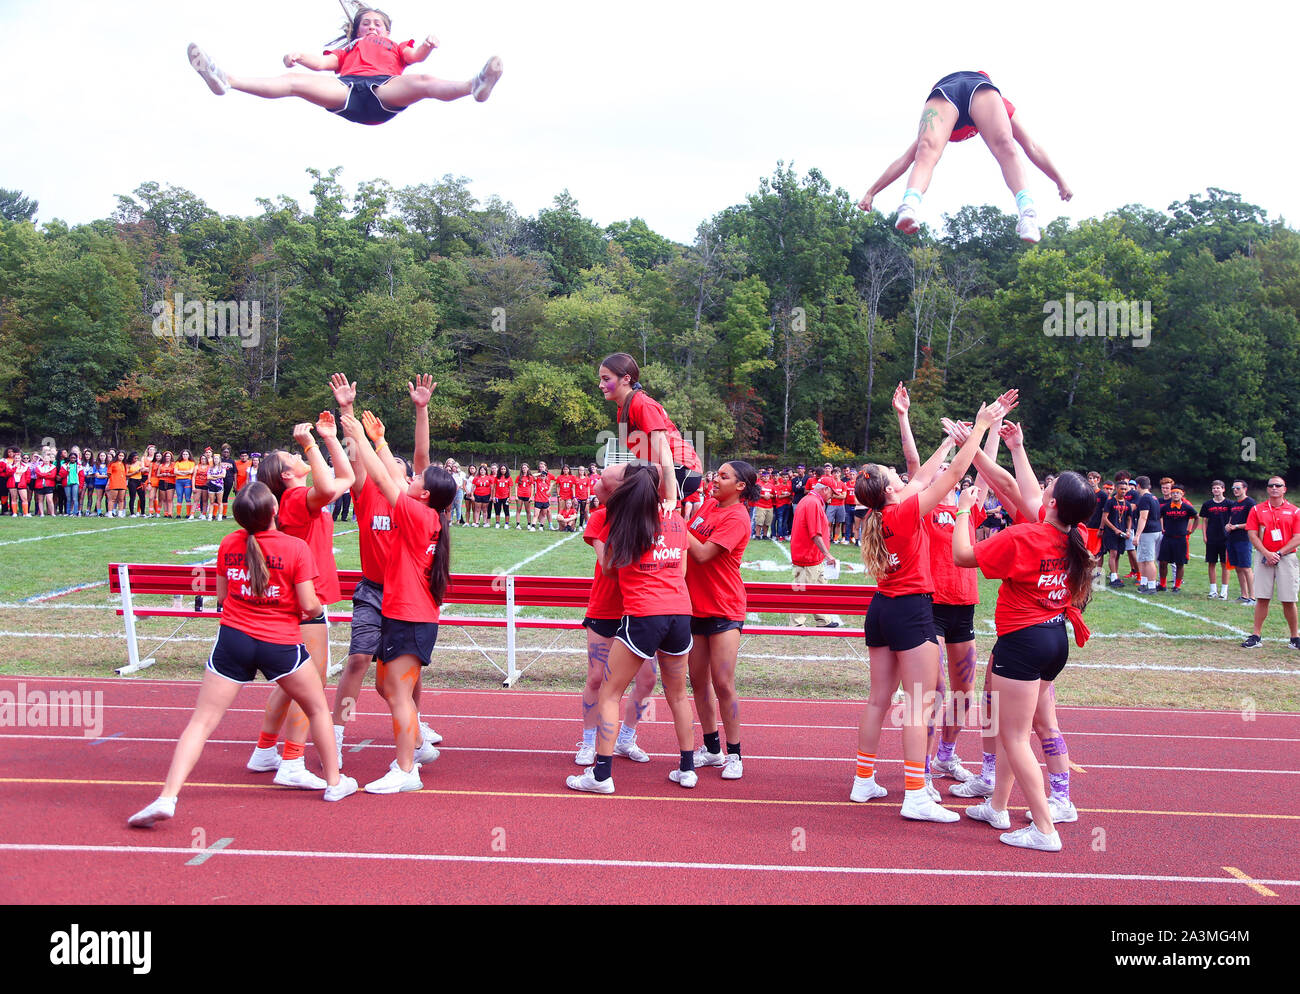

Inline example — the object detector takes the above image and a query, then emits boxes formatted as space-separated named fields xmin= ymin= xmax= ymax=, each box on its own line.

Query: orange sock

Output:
xmin=257 ymin=732 xmax=279 ymax=750
xmin=282 ymin=740 xmax=306 ymax=762
xmin=855 ymin=751 xmax=876 ymax=779
xmin=904 ymin=760 xmax=926 ymax=792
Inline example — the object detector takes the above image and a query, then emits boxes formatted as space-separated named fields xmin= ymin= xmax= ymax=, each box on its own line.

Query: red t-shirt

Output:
xmin=516 ymin=475 xmax=534 ymax=500
xmin=876 ymin=493 xmax=933 ymax=596
xmin=844 ymin=477 xmax=858 ymax=507
xmin=534 ymin=475 xmax=554 ymax=502
xmin=326 ymin=34 xmax=415 ymax=78
xmin=583 ymin=506 xmax=623 ymax=620
xmin=494 ymin=475 xmax=513 ymax=500
xmin=686 ymin=498 xmax=751 ymax=620
xmin=277 ymin=486 xmax=341 ymax=605
xmin=617 ymin=511 xmax=691 ymax=617
xmin=218 ymin=529 xmax=318 ymax=644
xmin=382 ymin=493 xmax=443 ymax=623
xmin=925 ymin=502 xmax=987 ymax=605
xmin=773 ymin=480 xmax=791 ymax=506
xmin=618 ymin=389 xmax=703 ymax=473
xmin=974 ymin=522 xmax=1072 ymax=636
xmin=556 ymin=474 xmax=577 ymax=500
xmin=829 ymin=480 xmax=847 ymax=506
xmin=575 ymin=476 xmax=592 ymax=500
xmin=755 ymin=481 xmax=774 ymax=509
xmin=791 ymin=491 xmax=830 ymax=566
xmin=1246 ymin=500 xmax=1300 ymax=553
xmin=353 ymin=476 xmax=396 ymax=585
xmin=471 ymin=475 xmax=493 ymax=497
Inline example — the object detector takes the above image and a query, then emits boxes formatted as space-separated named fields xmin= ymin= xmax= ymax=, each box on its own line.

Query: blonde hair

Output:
xmin=855 ymin=465 xmax=892 ymax=579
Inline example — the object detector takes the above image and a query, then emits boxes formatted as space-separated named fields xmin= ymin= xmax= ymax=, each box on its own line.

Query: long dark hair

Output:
xmin=259 ymin=450 xmax=293 ymax=501
xmin=601 ymin=352 xmax=643 ymax=423
xmin=420 ymin=467 xmax=458 ymax=605
xmin=346 ymin=7 xmax=391 ymax=42
xmin=233 ymin=482 xmax=277 ymax=598
xmin=724 ymin=460 xmax=761 ymax=503
xmin=1050 ymin=471 xmax=1098 ymax=609
xmin=604 ymin=464 xmax=661 ymax=569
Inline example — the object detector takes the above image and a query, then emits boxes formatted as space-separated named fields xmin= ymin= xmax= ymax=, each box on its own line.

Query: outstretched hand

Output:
xmin=361 ymin=410 xmax=386 ymax=444
xmin=975 ymin=401 xmax=1007 ymax=430
xmin=408 ymin=375 xmax=437 ymax=409
xmin=292 ymin=422 xmax=315 ymax=449
xmin=339 ymin=414 xmax=364 ymax=441
xmin=330 ymin=373 xmax=357 ymax=409
xmin=315 ymin=411 xmax=337 ymax=439
xmin=999 ymin=421 xmax=1025 ymax=450
xmin=941 ymin=418 xmax=973 ymax=445
xmin=958 ymin=483 xmax=982 ymax=512
xmin=892 ymin=382 xmax=910 ymax=416
xmin=993 ymin=388 xmax=1019 ymax=418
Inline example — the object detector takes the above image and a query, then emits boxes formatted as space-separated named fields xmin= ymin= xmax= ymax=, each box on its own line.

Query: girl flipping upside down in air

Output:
xmin=187 ymin=6 xmax=502 ymax=126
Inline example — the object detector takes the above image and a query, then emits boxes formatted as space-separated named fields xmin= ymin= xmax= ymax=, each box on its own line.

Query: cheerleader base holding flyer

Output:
xmin=128 ymin=483 xmax=357 ymax=827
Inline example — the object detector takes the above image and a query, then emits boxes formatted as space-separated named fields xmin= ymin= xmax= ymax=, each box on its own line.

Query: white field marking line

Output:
xmin=503 ymin=532 xmax=581 ymax=575
xmin=2 ymin=627 xmax=1296 ymax=677
xmin=0 ymin=842 xmax=1295 ymax=888
xmin=1108 ymin=589 xmax=1250 ymax=635
xmin=22 ymin=581 xmax=108 ymax=604
xmin=3 ymin=674 xmax=1297 ymax=720
xmin=0 ymin=603 xmax=117 ymax=610
xmin=0 ymin=521 xmax=166 ymax=547
xmin=1139 ymin=622 xmax=1165 ymax=632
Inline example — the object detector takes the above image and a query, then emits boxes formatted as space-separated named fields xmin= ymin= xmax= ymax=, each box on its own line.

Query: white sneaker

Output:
xmin=187 ymin=43 xmax=230 ymax=95
xmin=1000 ymin=824 xmax=1062 ymax=852
xmin=721 ymin=753 xmax=743 ymax=780
xmin=1024 ymin=795 xmax=1078 ymax=824
xmin=1016 ymin=210 xmax=1041 ymax=244
xmin=930 ymin=756 xmax=975 ymax=783
xmin=692 ymin=747 xmax=726 ymax=768
xmin=574 ymin=740 xmax=596 ymax=766
xmin=274 ymin=757 xmax=327 ymax=790
xmin=669 ymin=767 xmax=698 ymax=788
xmin=418 ymin=722 xmax=443 ymax=746
xmin=614 ymin=737 xmax=650 ymax=763
xmin=127 ymin=796 xmax=177 ymax=827
xmin=949 ymin=775 xmax=994 ymax=798
xmin=924 ymin=774 xmax=942 ymax=803
xmin=966 ymin=800 xmax=1011 ymax=829
xmin=323 ymin=776 xmax=358 ymax=802
xmin=900 ymin=788 xmax=960 ymax=823
xmin=246 ymin=745 xmax=281 ymax=772
xmin=849 ymin=775 xmax=887 ymax=802
xmin=566 ymin=766 xmax=614 ymax=794
xmin=472 ymin=55 xmax=503 ymax=102
xmin=365 ymin=763 xmax=422 ymax=794
xmin=334 ymin=727 xmax=345 ymax=770
xmin=413 ymin=740 xmax=440 ymax=764
xmin=895 ymin=203 xmax=920 ymax=235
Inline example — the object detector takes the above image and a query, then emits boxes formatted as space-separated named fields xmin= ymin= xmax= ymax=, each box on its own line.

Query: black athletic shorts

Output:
xmin=676 ymin=466 xmax=702 ymax=500
xmin=330 ymin=74 xmax=404 ymax=126
xmin=1159 ymin=535 xmax=1189 ymax=565
xmin=208 ymin=625 xmax=309 ymax=684
xmin=474 ymin=494 xmax=491 ymax=504
xmin=864 ymin=592 xmax=937 ymax=652
xmin=989 ymin=616 xmax=1068 ymax=683
xmin=1204 ymin=540 xmax=1227 ymax=565
xmin=157 ymin=482 xmax=174 ymax=492
xmin=348 ymin=577 xmax=384 ymax=658
xmin=929 ymin=70 xmax=1000 ymax=133
xmin=380 ymin=616 xmax=439 ymax=667
xmin=534 ymin=501 xmax=550 ymax=510
xmin=206 ymin=482 xmax=223 ymax=494
xmin=1101 ymin=528 xmax=1127 ymax=553
xmin=617 ymin=614 xmax=692 ymax=659
xmin=690 ymin=616 xmax=744 ymax=636
xmin=931 ymin=602 xmax=976 ymax=643
xmin=301 ymin=611 xmax=328 ymax=626
xmin=582 ymin=616 xmax=620 ymax=640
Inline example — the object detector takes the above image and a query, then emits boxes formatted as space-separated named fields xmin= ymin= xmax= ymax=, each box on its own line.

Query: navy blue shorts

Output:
xmin=349 ymin=577 xmax=384 ymax=658
xmin=208 ymin=625 xmax=309 ymax=684
xmin=331 ymin=74 xmax=404 ymax=126
xmin=1228 ymin=540 xmax=1253 ymax=569
xmin=690 ymin=616 xmax=744 ymax=637
xmin=617 ymin=614 xmax=692 ymax=659
xmin=931 ymin=602 xmax=976 ymax=644
xmin=990 ymin=617 xmax=1068 ymax=683
xmin=929 ymin=70 xmax=1000 ymax=133
xmin=864 ymin=593 xmax=937 ymax=652
xmin=676 ymin=466 xmax=702 ymax=500
xmin=380 ymin=617 xmax=439 ymax=667
xmin=582 ymin=616 xmax=620 ymax=639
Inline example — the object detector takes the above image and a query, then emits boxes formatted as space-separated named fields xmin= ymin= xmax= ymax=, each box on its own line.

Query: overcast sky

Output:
xmin=1 ymin=0 xmax=1290 ymax=242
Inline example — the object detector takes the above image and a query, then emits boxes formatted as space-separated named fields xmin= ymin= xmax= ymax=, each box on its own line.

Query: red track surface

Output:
xmin=1 ymin=676 xmax=1296 ymax=904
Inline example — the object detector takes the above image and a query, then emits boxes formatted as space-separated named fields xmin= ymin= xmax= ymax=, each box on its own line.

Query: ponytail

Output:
xmin=245 ymin=534 xmax=269 ymax=598
xmin=1049 ymin=471 xmax=1098 ymax=609
xmin=420 ymin=467 xmax=458 ymax=606
xmin=232 ymin=481 xmax=278 ymax=597
xmin=855 ymin=465 xmax=892 ymax=579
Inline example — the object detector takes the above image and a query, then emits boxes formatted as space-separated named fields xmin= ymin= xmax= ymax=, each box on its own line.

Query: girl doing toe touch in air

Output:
xmin=187 ymin=7 xmax=502 ymax=126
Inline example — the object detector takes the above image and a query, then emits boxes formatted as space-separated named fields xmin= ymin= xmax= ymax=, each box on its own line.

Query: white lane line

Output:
xmin=0 ymin=842 xmax=1295 ymax=888
xmin=22 ymin=582 xmax=108 ymax=604
xmin=1108 ymin=590 xmax=1250 ymax=635
xmin=0 ymin=521 xmax=164 ymax=547
xmin=503 ymin=532 xmax=581 ymax=575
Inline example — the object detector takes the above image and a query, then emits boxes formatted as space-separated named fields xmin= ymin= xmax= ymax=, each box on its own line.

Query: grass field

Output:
xmin=0 ymin=511 xmax=1296 ymax=712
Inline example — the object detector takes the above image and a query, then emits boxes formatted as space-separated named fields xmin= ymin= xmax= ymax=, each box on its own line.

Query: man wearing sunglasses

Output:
xmin=1240 ymin=477 xmax=1300 ymax=649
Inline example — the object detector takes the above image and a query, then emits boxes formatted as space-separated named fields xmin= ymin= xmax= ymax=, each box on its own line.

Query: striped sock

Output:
xmin=904 ymin=761 xmax=926 ymax=792
xmin=981 ymin=752 xmax=997 ymax=784
xmin=902 ymin=187 xmax=923 ymax=209
xmin=855 ymin=751 xmax=876 ymax=779
xmin=1014 ymin=189 xmax=1035 ymax=215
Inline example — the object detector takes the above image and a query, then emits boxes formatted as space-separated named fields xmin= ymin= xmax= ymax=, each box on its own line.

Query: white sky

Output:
xmin=1 ymin=0 xmax=1293 ymax=242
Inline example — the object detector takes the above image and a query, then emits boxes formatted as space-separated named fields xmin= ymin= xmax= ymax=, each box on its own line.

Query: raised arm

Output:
xmin=341 ymin=413 xmax=400 ymax=507
xmin=401 ymin=34 xmax=439 ymax=65
xmin=282 ymin=51 xmax=341 ymax=72
xmin=305 ymin=412 xmax=353 ymax=514
xmin=998 ymin=421 xmax=1042 ymax=522
xmin=330 ymin=373 xmax=365 ymax=493
xmin=894 ymin=383 xmax=921 ymax=478
xmin=1009 ymin=115 xmax=1072 ymax=201
xmin=409 ymin=374 xmax=436 ymax=476
xmin=910 ymin=401 xmax=1006 ymax=517
xmin=858 ymin=141 xmax=919 ymax=212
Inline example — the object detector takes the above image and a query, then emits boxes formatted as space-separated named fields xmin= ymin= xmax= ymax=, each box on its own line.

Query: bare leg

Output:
xmin=278 ymin=664 xmax=342 ymax=783
xmin=990 ymin=673 xmax=1055 ymax=832
xmin=160 ymin=670 xmax=242 ymax=797
xmin=228 ymin=73 xmax=349 ymax=110
xmin=900 ymin=97 xmax=959 ymax=196
xmin=969 ymin=87 xmax=1029 ymax=196
xmin=374 ymin=74 xmax=472 ymax=108
xmin=626 ymin=657 xmax=657 ymax=730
